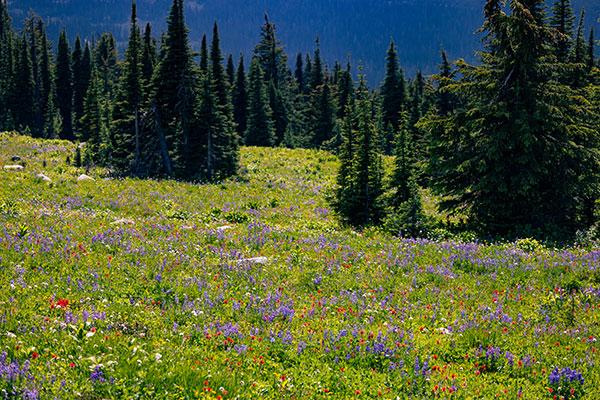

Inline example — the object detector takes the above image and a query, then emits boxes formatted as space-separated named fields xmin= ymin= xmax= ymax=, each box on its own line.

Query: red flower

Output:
xmin=31 ymin=352 xmax=38 ymax=359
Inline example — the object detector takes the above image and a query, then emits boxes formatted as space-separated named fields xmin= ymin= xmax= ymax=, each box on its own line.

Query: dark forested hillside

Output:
xmin=8 ymin=0 xmax=600 ymax=82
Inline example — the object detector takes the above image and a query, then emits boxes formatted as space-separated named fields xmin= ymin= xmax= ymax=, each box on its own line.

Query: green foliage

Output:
xmin=245 ymin=57 xmax=274 ymax=146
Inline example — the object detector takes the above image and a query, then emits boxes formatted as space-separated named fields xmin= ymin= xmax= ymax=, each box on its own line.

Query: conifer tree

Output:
xmin=572 ymin=9 xmax=587 ymax=87
xmin=209 ymin=22 xmax=238 ymax=177
xmin=268 ymin=81 xmax=287 ymax=145
xmin=55 ymin=28 xmax=74 ymax=140
xmin=435 ymin=49 xmax=456 ymax=116
xmin=111 ymin=0 xmax=143 ymax=172
xmin=24 ymin=12 xmax=44 ymax=136
xmin=550 ymin=0 xmax=575 ymax=63
xmin=226 ymin=54 xmax=235 ymax=86
xmin=232 ymin=54 xmax=248 ymax=138
xmin=141 ymin=22 xmax=157 ymax=94
xmin=309 ymin=38 xmax=324 ymax=91
xmin=0 ymin=0 xmax=12 ymax=129
xmin=81 ymin=64 xmax=102 ymax=165
xmin=72 ymin=36 xmax=88 ymax=136
xmin=381 ymin=39 xmax=407 ymax=137
xmin=210 ymin=22 xmax=229 ymax=109
xmin=245 ymin=57 xmax=274 ymax=146
xmin=346 ymin=76 xmax=384 ymax=225
xmin=332 ymin=105 xmax=357 ymax=222
xmin=390 ymin=111 xmax=412 ymax=208
xmin=199 ymin=33 xmax=208 ymax=74
xmin=152 ymin=0 xmax=195 ymax=176
xmin=295 ymin=52 xmax=304 ymax=94
xmin=38 ymin=22 xmax=55 ymax=137
xmin=339 ymin=61 xmax=356 ymax=113
xmin=253 ymin=13 xmax=288 ymax=88
xmin=12 ymin=35 xmax=34 ymax=132
xmin=587 ymin=28 xmax=595 ymax=73
xmin=424 ymin=0 xmax=600 ymax=234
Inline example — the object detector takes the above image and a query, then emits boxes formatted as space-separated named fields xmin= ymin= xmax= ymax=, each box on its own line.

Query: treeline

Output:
xmin=0 ymin=0 xmax=599 ymax=237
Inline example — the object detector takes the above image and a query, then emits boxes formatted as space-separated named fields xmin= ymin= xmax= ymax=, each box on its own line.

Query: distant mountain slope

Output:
xmin=7 ymin=0 xmax=600 ymax=83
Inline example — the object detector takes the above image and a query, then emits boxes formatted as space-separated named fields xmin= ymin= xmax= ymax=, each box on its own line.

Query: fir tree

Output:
xmin=435 ymin=49 xmax=456 ymax=116
xmin=332 ymin=105 xmax=357 ymax=222
xmin=345 ymin=77 xmax=384 ymax=225
xmin=390 ymin=112 xmax=412 ymax=208
xmin=424 ymin=0 xmax=600 ymax=234
xmin=141 ymin=22 xmax=157 ymax=94
xmin=587 ymin=27 xmax=595 ymax=73
xmin=72 ymin=35 xmax=91 ymax=136
xmin=294 ymin=52 xmax=304 ymax=94
xmin=309 ymin=38 xmax=324 ymax=90
xmin=226 ymin=54 xmax=235 ymax=86
xmin=80 ymin=64 xmax=102 ymax=165
xmin=111 ymin=0 xmax=143 ymax=173
xmin=253 ymin=13 xmax=288 ymax=88
xmin=335 ymin=61 xmax=355 ymax=119
xmin=232 ymin=54 xmax=248 ymax=139
xmin=268 ymin=81 xmax=287 ymax=145
xmin=210 ymin=22 xmax=229 ymax=109
xmin=381 ymin=39 xmax=407 ymax=138
xmin=12 ymin=35 xmax=34 ymax=132
xmin=550 ymin=0 xmax=575 ymax=63
xmin=0 ymin=0 xmax=12 ymax=129
xmin=55 ymin=28 xmax=74 ymax=140
xmin=245 ymin=57 xmax=274 ymax=146
xmin=152 ymin=0 xmax=195 ymax=176
xmin=199 ymin=33 xmax=208 ymax=74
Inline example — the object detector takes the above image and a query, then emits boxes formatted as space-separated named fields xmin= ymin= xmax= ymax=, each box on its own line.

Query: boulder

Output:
xmin=236 ymin=257 xmax=268 ymax=266
xmin=76 ymin=174 xmax=95 ymax=183
xmin=111 ymin=218 xmax=134 ymax=225
xmin=3 ymin=165 xmax=23 ymax=170
xmin=216 ymin=225 xmax=232 ymax=232
xmin=36 ymin=173 xmax=52 ymax=183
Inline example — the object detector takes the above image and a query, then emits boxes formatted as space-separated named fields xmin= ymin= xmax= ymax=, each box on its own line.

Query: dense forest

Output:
xmin=0 ymin=0 xmax=599 ymax=239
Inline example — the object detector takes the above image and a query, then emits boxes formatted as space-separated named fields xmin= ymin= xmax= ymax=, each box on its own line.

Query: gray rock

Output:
xmin=236 ymin=257 xmax=268 ymax=266
xmin=216 ymin=225 xmax=232 ymax=232
xmin=36 ymin=173 xmax=52 ymax=183
xmin=111 ymin=218 xmax=134 ymax=225
xmin=76 ymin=174 xmax=95 ymax=183
xmin=3 ymin=165 xmax=23 ymax=170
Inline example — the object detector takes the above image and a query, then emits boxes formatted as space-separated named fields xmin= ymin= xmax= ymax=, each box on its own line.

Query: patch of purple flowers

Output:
xmin=548 ymin=367 xmax=584 ymax=386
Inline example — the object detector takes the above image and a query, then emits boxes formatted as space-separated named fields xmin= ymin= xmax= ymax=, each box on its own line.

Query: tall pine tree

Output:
xmin=245 ymin=57 xmax=274 ymax=146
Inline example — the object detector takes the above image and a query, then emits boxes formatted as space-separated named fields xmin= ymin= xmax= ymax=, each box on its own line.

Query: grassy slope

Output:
xmin=0 ymin=132 xmax=599 ymax=399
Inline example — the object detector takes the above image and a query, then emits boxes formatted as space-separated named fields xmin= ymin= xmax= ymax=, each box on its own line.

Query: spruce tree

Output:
xmin=587 ymin=28 xmax=595 ymax=73
xmin=572 ymin=9 xmax=587 ymax=87
xmin=81 ymin=64 xmax=102 ymax=165
xmin=268 ymin=81 xmax=287 ymax=145
xmin=38 ymin=22 xmax=55 ymax=137
xmin=226 ymin=54 xmax=235 ymax=86
xmin=199 ymin=33 xmax=208 ymax=74
xmin=55 ymin=28 xmax=74 ymax=140
xmin=381 ymin=39 xmax=407 ymax=137
xmin=335 ymin=61 xmax=355 ymax=119
xmin=424 ymin=0 xmax=600 ymax=234
xmin=253 ymin=13 xmax=288 ymax=88
xmin=141 ymin=22 xmax=157 ymax=94
xmin=294 ymin=52 xmax=304 ymax=94
xmin=72 ymin=35 xmax=90 ymax=137
xmin=111 ymin=0 xmax=143 ymax=173
xmin=232 ymin=54 xmax=248 ymax=139
xmin=12 ymin=35 xmax=34 ymax=132
xmin=210 ymin=22 xmax=229 ymax=109
xmin=152 ymin=0 xmax=195 ymax=176
xmin=348 ymin=77 xmax=384 ymax=225
xmin=435 ymin=49 xmax=456 ymax=116
xmin=209 ymin=22 xmax=238 ymax=177
xmin=245 ymin=57 xmax=274 ymax=146
xmin=390 ymin=111 xmax=412 ymax=208
xmin=550 ymin=0 xmax=575 ymax=63
xmin=0 ymin=0 xmax=12 ymax=129
xmin=332 ymin=105 xmax=357 ymax=222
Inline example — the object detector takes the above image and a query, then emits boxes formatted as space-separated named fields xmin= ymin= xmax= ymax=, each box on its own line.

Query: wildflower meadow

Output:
xmin=1 ymin=131 xmax=599 ymax=399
